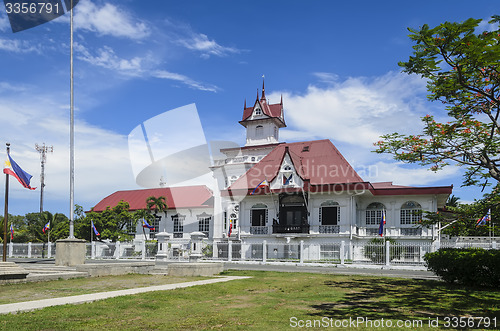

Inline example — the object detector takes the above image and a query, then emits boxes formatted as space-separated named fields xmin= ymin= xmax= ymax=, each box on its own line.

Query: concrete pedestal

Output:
xmin=55 ymin=238 xmax=86 ymax=266
xmin=0 ymin=262 xmax=29 ymax=284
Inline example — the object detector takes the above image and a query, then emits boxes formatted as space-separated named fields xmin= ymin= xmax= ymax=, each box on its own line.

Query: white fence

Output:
xmin=2 ymin=239 xmax=498 ymax=266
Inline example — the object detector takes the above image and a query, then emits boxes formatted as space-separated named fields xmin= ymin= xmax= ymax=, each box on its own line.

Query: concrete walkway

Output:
xmin=0 ymin=276 xmax=251 ymax=315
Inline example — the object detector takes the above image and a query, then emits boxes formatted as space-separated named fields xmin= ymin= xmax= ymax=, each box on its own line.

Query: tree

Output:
xmin=82 ymin=201 xmax=137 ymax=242
xmin=146 ymin=196 xmax=168 ymax=216
xmin=418 ymin=184 xmax=499 ymax=237
xmin=375 ymin=16 xmax=500 ymax=187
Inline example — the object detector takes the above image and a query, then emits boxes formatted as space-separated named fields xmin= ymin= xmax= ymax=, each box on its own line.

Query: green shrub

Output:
xmin=424 ymin=248 xmax=500 ymax=287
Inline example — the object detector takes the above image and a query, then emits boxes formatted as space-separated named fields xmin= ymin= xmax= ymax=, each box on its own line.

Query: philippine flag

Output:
xmin=3 ymin=154 xmax=36 ymax=190
xmin=476 ymin=209 xmax=491 ymax=227
xmin=228 ymin=219 xmax=232 ymax=237
xmin=10 ymin=224 xmax=14 ymax=240
xmin=378 ymin=210 xmax=386 ymax=237
xmin=42 ymin=221 xmax=50 ymax=233
xmin=250 ymin=180 xmax=269 ymax=195
xmin=142 ymin=219 xmax=155 ymax=230
xmin=91 ymin=220 xmax=100 ymax=236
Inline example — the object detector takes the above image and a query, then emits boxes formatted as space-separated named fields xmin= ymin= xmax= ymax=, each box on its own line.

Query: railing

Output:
xmin=5 ymin=239 xmax=498 ymax=266
xmin=319 ymin=225 xmax=340 ymax=234
xmin=212 ymin=155 xmax=264 ymax=166
xmin=272 ymin=224 xmax=310 ymax=234
xmin=250 ymin=226 xmax=269 ymax=234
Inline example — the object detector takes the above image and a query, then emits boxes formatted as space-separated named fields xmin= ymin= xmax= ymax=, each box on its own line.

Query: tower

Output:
xmin=239 ymin=80 xmax=286 ymax=146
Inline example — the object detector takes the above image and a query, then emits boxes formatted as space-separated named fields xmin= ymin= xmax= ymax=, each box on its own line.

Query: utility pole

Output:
xmin=35 ymin=143 xmax=53 ymax=214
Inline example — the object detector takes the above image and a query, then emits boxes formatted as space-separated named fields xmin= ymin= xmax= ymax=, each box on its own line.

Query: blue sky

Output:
xmin=0 ymin=0 xmax=498 ymax=216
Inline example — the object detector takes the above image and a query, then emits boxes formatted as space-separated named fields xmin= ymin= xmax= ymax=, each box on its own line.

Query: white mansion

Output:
xmin=92 ymin=83 xmax=452 ymax=250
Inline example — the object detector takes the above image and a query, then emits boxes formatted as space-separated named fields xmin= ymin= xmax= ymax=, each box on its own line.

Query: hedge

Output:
xmin=424 ymin=248 xmax=500 ymax=287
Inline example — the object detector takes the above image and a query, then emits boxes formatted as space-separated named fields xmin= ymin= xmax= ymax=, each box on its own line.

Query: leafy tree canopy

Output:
xmin=375 ymin=16 xmax=500 ymax=187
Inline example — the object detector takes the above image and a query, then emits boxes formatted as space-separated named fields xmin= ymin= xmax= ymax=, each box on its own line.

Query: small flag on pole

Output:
xmin=3 ymin=154 xmax=36 ymax=190
xmin=378 ymin=210 xmax=386 ymax=237
xmin=228 ymin=219 xmax=233 ymax=237
xmin=42 ymin=221 xmax=50 ymax=233
xmin=476 ymin=209 xmax=491 ymax=227
xmin=91 ymin=220 xmax=100 ymax=236
xmin=250 ymin=180 xmax=269 ymax=195
xmin=9 ymin=224 xmax=14 ymax=240
xmin=142 ymin=219 xmax=155 ymax=230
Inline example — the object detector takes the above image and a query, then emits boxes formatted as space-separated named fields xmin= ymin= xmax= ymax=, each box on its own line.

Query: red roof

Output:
xmin=369 ymin=182 xmax=453 ymax=196
xmin=90 ymin=185 xmax=213 ymax=212
xmin=241 ymin=101 xmax=284 ymax=122
xmin=224 ymin=139 xmax=365 ymax=195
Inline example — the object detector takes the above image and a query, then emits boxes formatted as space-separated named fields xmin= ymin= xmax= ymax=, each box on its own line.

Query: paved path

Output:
xmin=0 ymin=276 xmax=250 ymax=315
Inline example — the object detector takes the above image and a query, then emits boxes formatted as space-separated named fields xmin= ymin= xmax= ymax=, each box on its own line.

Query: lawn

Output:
xmin=0 ymin=270 xmax=498 ymax=330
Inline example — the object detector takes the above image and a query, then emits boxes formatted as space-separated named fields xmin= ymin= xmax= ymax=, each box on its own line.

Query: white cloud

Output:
xmin=74 ymin=42 xmax=219 ymax=92
xmin=178 ymin=33 xmax=240 ymax=58
xmin=276 ymin=71 xmax=429 ymax=147
xmin=152 ymin=70 xmax=219 ymax=92
xmin=75 ymin=43 xmax=146 ymax=75
xmin=361 ymin=161 xmax=459 ymax=186
xmin=0 ymin=85 xmax=137 ymax=215
xmin=0 ymin=38 xmax=41 ymax=53
xmin=0 ymin=11 xmax=10 ymax=32
xmin=74 ymin=0 xmax=150 ymax=40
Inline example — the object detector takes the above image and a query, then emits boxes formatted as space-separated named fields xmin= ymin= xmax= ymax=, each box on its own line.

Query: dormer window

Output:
xmin=283 ymin=165 xmax=292 ymax=171
xmin=254 ymin=108 xmax=262 ymax=115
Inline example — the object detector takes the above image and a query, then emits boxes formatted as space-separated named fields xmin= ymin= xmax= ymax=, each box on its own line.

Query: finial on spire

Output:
xmin=280 ymin=94 xmax=283 ymax=105
xmin=256 ymin=88 xmax=259 ymax=101
xmin=261 ymin=75 xmax=266 ymax=101
xmin=244 ymin=98 xmax=247 ymax=109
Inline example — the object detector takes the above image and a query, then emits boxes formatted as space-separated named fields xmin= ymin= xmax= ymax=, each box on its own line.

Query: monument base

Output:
xmin=0 ymin=262 xmax=29 ymax=283
xmin=55 ymin=238 xmax=86 ymax=266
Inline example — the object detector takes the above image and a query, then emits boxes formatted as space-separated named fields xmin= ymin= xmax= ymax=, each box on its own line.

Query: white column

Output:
xmin=262 ymin=240 xmax=267 ymax=263
xmin=340 ymin=241 xmax=345 ymax=265
xmin=385 ymin=241 xmax=391 ymax=267
xmin=115 ymin=241 xmax=120 ymax=260
xmin=48 ymin=241 xmax=52 ymax=258
xmin=28 ymin=242 xmax=32 ymax=258
xmin=141 ymin=241 xmax=146 ymax=260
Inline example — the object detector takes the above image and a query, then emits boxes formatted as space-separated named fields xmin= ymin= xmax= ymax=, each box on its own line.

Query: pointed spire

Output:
xmin=280 ymin=94 xmax=283 ymax=105
xmin=261 ymin=77 xmax=266 ymax=101
xmin=244 ymin=98 xmax=247 ymax=109
xmin=256 ymin=88 xmax=259 ymax=101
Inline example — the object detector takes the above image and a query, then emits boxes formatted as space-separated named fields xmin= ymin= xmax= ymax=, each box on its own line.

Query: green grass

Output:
xmin=0 ymin=274 xmax=208 ymax=304
xmin=0 ymin=270 xmax=499 ymax=330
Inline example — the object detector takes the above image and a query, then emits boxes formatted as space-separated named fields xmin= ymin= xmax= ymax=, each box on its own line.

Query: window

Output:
xmin=256 ymin=125 xmax=264 ymax=138
xmin=400 ymin=201 xmax=422 ymax=224
xmin=320 ymin=201 xmax=340 ymax=225
xmin=255 ymin=108 xmax=262 ymax=115
xmin=251 ymin=203 xmax=268 ymax=226
xmin=365 ymin=202 xmax=386 ymax=225
xmin=172 ymin=214 xmax=185 ymax=237
xmin=198 ymin=213 xmax=211 ymax=235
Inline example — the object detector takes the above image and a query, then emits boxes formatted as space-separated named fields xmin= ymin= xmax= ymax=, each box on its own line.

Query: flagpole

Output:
xmin=2 ymin=143 xmax=10 ymax=262
xmin=68 ymin=0 xmax=75 ymax=239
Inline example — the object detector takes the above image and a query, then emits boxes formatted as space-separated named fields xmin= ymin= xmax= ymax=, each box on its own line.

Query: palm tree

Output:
xmin=143 ymin=196 xmax=168 ymax=238
xmin=446 ymin=195 xmax=460 ymax=208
